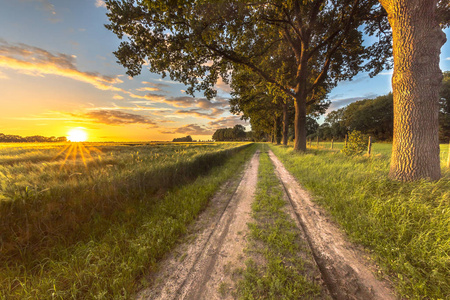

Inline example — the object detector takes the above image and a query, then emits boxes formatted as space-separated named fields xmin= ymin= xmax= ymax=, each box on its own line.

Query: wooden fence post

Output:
xmin=331 ymin=138 xmax=334 ymax=150
xmin=367 ymin=136 xmax=372 ymax=155
xmin=447 ymin=141 xmax=450 ymax=168
xmin=345 ymin=134 xmax=348 ymax=147
xmin=317 ymin=136 xmax=319 ymax=148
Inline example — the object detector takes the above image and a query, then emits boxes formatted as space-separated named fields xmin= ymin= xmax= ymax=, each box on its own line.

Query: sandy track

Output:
xmin=137 ymin=151 xmax=260 ymax=300
xmin=268 ymin=150 xmax=396 ymax=300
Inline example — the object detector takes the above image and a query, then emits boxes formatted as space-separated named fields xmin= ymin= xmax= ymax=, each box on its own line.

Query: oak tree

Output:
xmin=105 ymin=0 xmax=391 ymax=151
xmin=378 ymin=0 xmax=448 ymax=181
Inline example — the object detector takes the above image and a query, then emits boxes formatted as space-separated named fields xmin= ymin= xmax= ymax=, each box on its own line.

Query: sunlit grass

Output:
xmin=269 ymin=143 xmax=450 ymax=299
xmin=0 ymin=141 xmax=254 ymax=298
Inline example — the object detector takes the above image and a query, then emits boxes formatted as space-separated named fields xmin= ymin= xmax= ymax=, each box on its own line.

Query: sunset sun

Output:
xmin=67 ymin=128 xmax=88 ymax=142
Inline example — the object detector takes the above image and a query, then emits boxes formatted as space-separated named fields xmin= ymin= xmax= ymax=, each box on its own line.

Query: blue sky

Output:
xmin=0 ymin=0 xmax=449 ymax=141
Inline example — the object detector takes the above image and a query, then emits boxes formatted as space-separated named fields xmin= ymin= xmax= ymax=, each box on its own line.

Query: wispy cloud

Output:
xmin=215 ymin=76 xmax=232 ymax=93
xmin=79 ymin=110 xmax=157 ymax=126
xmin=142 ymin=81 xmax=170 ymax=88
xmin=163 ymin=96 xmax=229 ymax=109
xmin=160 ymin=124 xmax=214 ymax=135
xmin=327 ymin=93 xmax=378 ymax=112
xmin=175 ymin=108 xmax=225 ymax=119
xmin=95 ymin=0 xmax=106 ymax=8
xmin=113 ymin=94 xmax=124 ymax=100
xmin=446 ymin=57 xmax=450 ymax=61
xmin=136 ymin=87 xmax=161 ymax=92
xmin=208 ymin=116 xmax=248 ymax=128
xmin=0 ymin=41 xmax=125 ymax=92
xmin=25 ymin=0 xmax=56 ymax=14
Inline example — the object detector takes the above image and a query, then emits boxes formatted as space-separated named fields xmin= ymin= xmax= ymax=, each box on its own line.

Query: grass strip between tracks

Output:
xmin=1 ymin=144 xmax=257 ymax=299
xmin=269 ymin=143 xmax=450 ymax=299
xmin=235 ymin=145 xmax=327 ymax=299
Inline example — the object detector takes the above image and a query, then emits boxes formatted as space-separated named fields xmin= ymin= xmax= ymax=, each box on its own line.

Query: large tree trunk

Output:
xmin=293 ymin=94 xmax=307 ymax=151
xmin=282 ymin=101 xmax=289 ymax=145
xmin=380 ymin=0 xmax=446 ymax=181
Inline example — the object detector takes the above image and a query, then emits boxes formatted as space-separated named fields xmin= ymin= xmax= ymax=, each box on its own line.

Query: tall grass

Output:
xmin=0 ymin=142 xmax=255 ymax=299
xmin=269 ymin=143 xmax=450 ymax=299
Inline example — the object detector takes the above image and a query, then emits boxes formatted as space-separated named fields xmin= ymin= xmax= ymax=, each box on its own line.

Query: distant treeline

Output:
xmin=310 ymin=71 xmax=450 ymax=143
xmin=0 ymin=133 xmax=67 ymax=143
xmin=313 ymin=93 xmax=394 ymax=141
xmin=172 ymin=135 xmax=193 ymax=142
xmin=212 ymin=125 xmax=251 ymax=141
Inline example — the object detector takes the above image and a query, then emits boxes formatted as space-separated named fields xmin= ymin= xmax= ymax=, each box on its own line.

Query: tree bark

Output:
xmin=272 ymin=115 xmax=278 ymax=144
xmin=282 ymin=101 xmax=289 ymax=145
xmin=380 ymin=0 xmax=446 ymax=181
xmin=293 ymin=94 xmax=307 ymax=151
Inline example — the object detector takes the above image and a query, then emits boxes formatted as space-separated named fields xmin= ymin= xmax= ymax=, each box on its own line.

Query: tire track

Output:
xmin=138 ymin=150 xmax=260 ymax=300
xmin=268 ymin=149 xmax=396 ymax=300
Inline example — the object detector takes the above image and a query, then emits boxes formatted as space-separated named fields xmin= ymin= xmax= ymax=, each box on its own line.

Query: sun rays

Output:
xmin=54 ymin=142 xmax=101 ymax=170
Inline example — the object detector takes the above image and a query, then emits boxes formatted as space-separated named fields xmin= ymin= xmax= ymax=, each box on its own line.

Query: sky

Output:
xmin=0 ymin=0 xmax=449 ymax=142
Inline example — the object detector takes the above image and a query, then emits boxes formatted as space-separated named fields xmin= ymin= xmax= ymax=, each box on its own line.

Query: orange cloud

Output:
xmin=0 ymin=41 xmax=124 ymax=92
xmin=136 ymin=87 xmax=161 ymax=92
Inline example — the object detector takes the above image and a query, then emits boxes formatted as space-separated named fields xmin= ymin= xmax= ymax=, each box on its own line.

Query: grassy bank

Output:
xmin=1 ymin=142 xmax=255 ymax=299
xmin=269 ymin=143 xmax=450 ymax=299
xmin=236 ymin=146 xmax=327 ymax=299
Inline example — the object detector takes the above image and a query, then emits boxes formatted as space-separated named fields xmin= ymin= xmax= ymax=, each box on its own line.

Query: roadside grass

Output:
xmin=0 ymin=142 xmax=255 ymax=299
xmin=0 ymin=142 xmax=249 ymax=257
xmin=236 ymin=146 xmax=327 ymax=300
xmin=269 ymin=143 xmax=450 ymax=299
xmin=307 ymin=141 xmax=450 ymax=163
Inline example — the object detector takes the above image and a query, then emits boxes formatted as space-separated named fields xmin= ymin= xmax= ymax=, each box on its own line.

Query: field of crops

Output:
xmin=0 ymin=141 xmax=255 ymax=299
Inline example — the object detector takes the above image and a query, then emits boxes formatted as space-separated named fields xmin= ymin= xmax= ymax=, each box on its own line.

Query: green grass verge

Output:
xmin=236 ymin=145 xmax=327 ymax=299
xmin=269 ymin=143 xmax=450 ymax=299
xmin=0 ymin=144 xmax=257 ymax=299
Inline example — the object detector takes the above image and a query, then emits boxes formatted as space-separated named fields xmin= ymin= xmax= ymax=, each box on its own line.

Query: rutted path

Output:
xmin=137 ymin=148 xmax=397 ymax=300
xmin=268 ymin=149 xmax=396 ymax=300
xmin=138 ymin=151 xmax=260 ymax=299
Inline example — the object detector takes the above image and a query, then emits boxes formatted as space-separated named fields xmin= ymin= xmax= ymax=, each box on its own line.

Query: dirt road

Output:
xmin=137 ymin=148 xmax=396 ymax=300
xmin=138 ymin=151 xmax=260 ymax=299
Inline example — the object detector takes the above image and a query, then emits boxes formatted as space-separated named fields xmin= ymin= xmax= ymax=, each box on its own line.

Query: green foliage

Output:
xmin=0 ymin=142 xmax=254 ymax=298
xmin=105 ymin=0 xmax=392 ymax=149
xmin=0 ymin=133 xmax=66 ymax=143
xmin=236 ymin=147 xmax=326 ymax=299
xmin=269 ymin=144 xmax=450 ymax=299
xmin=172 ymin=135 xmax=193 ymax=142
xmin=212 ymin=125 xmax=248 ymax=141
xmin=324 ymin=93 xmax=393 ymax=141
xmin=439 ymin=71 xmax=450 ymax=142
xmin=341 ymin=131 xmax=369 ymax=156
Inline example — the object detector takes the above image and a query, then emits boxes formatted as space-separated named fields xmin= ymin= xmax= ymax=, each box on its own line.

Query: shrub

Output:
xmin=341 ymin=130 xmax=369 ymax=156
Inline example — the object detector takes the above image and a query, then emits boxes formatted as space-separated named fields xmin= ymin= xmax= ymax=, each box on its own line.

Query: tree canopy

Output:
xmin=212 ymin=124 xmax=248 ymax=141
xmin=105 ymin=0 xmax=392 ymax=151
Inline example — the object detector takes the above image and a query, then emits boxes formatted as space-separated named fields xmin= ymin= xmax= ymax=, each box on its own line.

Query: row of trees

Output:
xmin=172 ymin=135 xmax=193 ymax=142
xmin=212 ymin=125 xmax=250 ymax=141
xmin=0 ymin=133 xmax=67 ymax=143
xmin=106 ymin=0 xmax=449 ymax=181
xmin=315 ymin=71 xmax=450 ymax=142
